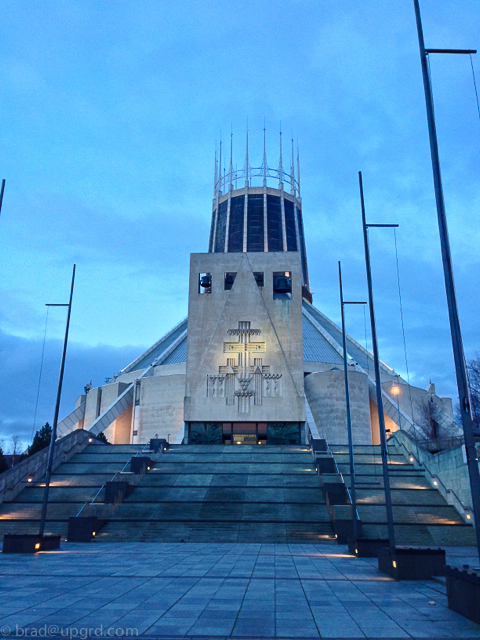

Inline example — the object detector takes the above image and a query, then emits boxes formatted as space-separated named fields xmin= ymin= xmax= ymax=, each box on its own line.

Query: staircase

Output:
xmin=0 ymin=444 xmax=335 ymax=544
xmin=329 ymin=444 xmax=477 ymax=546
xmin=96 ymin=444 xmax=335 ymax=543
xmin=0 ymin=444 xmax=143 ymax=540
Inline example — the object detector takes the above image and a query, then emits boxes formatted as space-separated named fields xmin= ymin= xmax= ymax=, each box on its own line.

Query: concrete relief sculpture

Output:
xmin=207 ymin=321 xmax=282 ymax=414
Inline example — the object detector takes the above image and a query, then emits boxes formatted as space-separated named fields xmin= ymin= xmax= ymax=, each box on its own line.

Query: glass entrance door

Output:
xmin=221 ymin=422 xmax=268 ymax=444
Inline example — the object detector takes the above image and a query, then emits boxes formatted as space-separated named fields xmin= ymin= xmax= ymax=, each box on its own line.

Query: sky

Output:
xmin=1 ymin=0 xmax=479 ymax=452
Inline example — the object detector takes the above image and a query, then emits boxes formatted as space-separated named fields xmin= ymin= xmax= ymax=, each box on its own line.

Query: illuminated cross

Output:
xmin=224 ymin=321 xmax=265 ymax=378
xmin=207 ymin=321 xmax=281 ymax=413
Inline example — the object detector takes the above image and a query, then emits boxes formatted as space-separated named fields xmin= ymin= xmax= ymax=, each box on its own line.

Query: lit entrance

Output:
xmin=187 ymin=422 xmax=302 ymax=445
xmin=222 ymin=423 xmax=267 ymax=445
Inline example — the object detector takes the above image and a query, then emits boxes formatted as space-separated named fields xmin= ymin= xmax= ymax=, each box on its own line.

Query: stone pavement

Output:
xmin=0 ymin=542 xmax=479 ymax=639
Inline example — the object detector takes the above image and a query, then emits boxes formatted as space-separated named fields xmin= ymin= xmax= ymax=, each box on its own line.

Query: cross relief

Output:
xmin=207 ymin=321 xmax=282 ymax=414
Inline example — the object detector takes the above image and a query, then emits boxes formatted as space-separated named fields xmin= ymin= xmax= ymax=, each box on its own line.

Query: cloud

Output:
xmin=0 ymin=329 xmax=143 ymax=451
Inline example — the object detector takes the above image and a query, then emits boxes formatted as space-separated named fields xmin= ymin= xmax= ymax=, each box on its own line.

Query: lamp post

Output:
xmin=0 ymin=179 xmax=5 ymax=219
xmin=359 ymin=171 xmax=398 ymax=553
xmin=38 ymin=265 xmax=76 ymax=538
xmin=413 ymin=0 xmax=480 ymax=560
xmin=338 ymin=261 xmax=366 ymax=544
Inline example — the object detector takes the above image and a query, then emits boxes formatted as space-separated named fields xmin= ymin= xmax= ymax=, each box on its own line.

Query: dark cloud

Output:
xmin=0 ymin=329 xmax=143 ymax=451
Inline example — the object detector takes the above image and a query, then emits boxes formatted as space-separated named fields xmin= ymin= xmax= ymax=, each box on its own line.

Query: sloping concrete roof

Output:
xmin=121 ymin=300 xmax=385 ymax=373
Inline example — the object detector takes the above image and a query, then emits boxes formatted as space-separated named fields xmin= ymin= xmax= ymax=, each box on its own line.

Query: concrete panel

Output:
xmin=184 ymin=252 xmax=305 ymax=424
xmin=99 ymin=382 xmax=130 ymax=443
xmin=304 ymin=368 xmax=371 ymax=444
xmin=137 ymin=373 xmax=186 ymax=443
xmin=84 ymin=387 xmax=102 ymax=430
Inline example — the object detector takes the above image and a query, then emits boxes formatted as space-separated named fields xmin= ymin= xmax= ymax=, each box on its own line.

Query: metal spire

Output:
xmin=263 ymin=123 xmax=267 ymax=188
xmin=278 ymin=125 xmax=283 ymax=189
xmin=229 ymin=127 xmax=233 ymax=192
xmin=213 ymin=147 xmax=218 ymax=197
xmin=245 ymin=126 xmax=249 ymax=188
xmin=290 ymin=136 xmax=295 ymax=196
xmin=218 ymin=138 xmax=222 ymax=196
xmin=296 ymin=144 xmax=301 ymax=197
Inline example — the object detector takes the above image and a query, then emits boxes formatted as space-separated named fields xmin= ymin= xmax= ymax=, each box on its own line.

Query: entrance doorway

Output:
xmin=222 ymin=422 xmax=267 ymax=445
xmin=186 ymin=422 xmax=302 ymax=445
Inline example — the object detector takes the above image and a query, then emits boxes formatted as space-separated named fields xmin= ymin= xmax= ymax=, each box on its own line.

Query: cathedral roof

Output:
xmin=121 ymin=299 xmax=389 ymax=375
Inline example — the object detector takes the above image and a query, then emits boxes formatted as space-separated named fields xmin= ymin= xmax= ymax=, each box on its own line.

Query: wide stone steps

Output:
xmin=0 ymin=444 xmax=143 ymax=539
xmin=361 ymin=523 xmax=477 ymax=546
xmin=0 ymin=520 xmax=68 ymax=538
xmin=345 ymin=476 xmax=432 ymax=490
xmin=140 ymin=474 xmax=321 ymax=487
xmin=0 ymin=443 xmax=335 ymax=544
xmin=128 ymin=486 xmax=325 ymax=503
xmin=328 ymin=443 xmax=476 ymax=546
xmin=95 ymin=520 xmax=335 ymax=544
xmin=96 ymin=444 xmax=335 ymax=543
xmin=7 ymin=486 xmax=107 ymax=503
xmin=355 ymin=488 xmax=447 ymax=506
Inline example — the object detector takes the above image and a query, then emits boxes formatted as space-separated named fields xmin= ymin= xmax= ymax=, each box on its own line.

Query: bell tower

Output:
xmin=184 ymin=129 xmax=307 ymax=445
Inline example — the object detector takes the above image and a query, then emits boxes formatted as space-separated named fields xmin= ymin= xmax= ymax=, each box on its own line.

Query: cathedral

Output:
xmin=58 ymin=132 xmax=459 ymax=447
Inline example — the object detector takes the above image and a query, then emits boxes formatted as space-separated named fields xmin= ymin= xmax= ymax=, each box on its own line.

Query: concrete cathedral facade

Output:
xmin=59 ymin=133 xmax=459 ymax=447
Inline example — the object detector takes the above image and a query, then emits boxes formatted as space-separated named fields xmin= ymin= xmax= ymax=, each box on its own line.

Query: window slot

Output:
xmin=273 ymin=271 xmax=292 ymax=297
xmin=224 ymin=272 xmax=237 ymax=290
xmin=199 ymin=273 xmax=212 ymax=294
xmin=254 ymin=272 xmax=264 ymax=287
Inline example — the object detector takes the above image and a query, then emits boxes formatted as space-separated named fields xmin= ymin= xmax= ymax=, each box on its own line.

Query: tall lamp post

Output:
xmin=38 ymin=265 xmax=76 ymax=538
xmin=338 ymin=261 xmax=366 ymax=544
xmin=0 ymin=179 xmax=5 ymax=219
xmin=413 ymin=0 xmax=480 ymax=560
xmin=359 ymin=171 xmax=398 ymax=553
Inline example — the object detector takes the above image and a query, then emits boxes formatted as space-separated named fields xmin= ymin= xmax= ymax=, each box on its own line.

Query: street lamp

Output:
xmin=391 ymin=382 xmax=402 ymax=431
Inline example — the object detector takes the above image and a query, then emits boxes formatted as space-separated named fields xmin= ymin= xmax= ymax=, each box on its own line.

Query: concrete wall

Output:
xmin=304 ymin=368 xmax=371 ymax=444
xmin=184 ymin=252 xmax=305 ymax=424
xmin=95 ymin=382 xmax=130 ymax=443
xmin=83 ymin=386 xmax=102 ymax=430
xmin=136 ymin=371 xmax=186 ymax=443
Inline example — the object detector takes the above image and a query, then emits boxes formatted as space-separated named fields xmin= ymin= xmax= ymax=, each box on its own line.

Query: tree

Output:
xmin=0 ymin=445 xmax=9 ymax=475
xmin=95 ymin=432 xmax=109 ymax=444
xmin=27 ymin=423 xmax=52 ymax=456
xmin=11 ymin=435 xmax=20 ymax=465
xmin=467 ymin=355 xmax=480 ymax=436
xmin=416 ymin=398 xmax=442 ymax=441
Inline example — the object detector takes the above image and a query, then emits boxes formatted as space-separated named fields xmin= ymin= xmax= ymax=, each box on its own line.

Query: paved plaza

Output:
xmin=0 ymin=542 xmax=479 ymax=639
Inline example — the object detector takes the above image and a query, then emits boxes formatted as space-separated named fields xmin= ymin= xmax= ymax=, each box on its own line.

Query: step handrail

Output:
xmin=389 ymin=431 xmax=474 ymax=525
xmin=75 ymin=442 xmax=150 ymax=517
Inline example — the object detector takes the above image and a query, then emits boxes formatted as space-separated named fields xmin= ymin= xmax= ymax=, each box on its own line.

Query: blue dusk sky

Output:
xmin=0 ymin=0 xmax=479 ymax=451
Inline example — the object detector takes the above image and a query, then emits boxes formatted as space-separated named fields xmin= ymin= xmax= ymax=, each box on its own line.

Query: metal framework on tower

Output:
xmin=209 ymin=127 xmax=311 ymax=300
